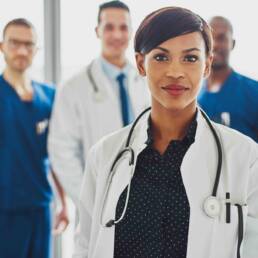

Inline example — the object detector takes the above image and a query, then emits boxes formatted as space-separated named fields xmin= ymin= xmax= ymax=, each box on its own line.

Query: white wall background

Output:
xmin=61 ymin=0 xmax=258 ymax=82
xmin=1 ymin=0 xmax=257 ymax=82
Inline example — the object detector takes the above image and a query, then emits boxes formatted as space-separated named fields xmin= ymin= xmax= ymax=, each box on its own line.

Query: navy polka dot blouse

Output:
xmin=114 ymin=116 xmax=197 ymax=258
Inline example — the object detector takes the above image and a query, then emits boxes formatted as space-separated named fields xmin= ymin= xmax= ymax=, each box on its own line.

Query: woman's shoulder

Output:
xmin=214 ymin=122 xmax=258 ymax=162
xmin=88 ymin=125 xmax=132 ymax=166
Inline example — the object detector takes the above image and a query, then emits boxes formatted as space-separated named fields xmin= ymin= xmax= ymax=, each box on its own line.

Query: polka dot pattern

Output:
xmin=114 ymin=117 xmax=197 ymax=258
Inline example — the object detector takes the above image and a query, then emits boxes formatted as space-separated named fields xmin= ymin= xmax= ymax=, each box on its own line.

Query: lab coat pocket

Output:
xmin=210 ymin=203 xmax=248 ymax=258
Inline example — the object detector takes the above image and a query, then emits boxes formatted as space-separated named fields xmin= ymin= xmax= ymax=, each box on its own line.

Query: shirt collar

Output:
xmin=100 ymin=56 xmax=130 ymax=81
xmin=145 ymin=110 xmax=198 ymax=146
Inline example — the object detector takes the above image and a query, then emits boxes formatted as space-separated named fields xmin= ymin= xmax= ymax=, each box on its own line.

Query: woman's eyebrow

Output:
xmin=154 ymin=47 xmax=201 ymax=53
xmin=182 ymin=48 xmax=201 ymax=53
xmin=154 ymin=46 xmax=169 ymax=53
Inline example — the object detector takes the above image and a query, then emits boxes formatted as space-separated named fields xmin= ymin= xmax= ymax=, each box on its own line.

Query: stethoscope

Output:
xmin=86 ymin=60 xmax=141 ymax=102
xmin=86 ymin=61 xmax=105 ymax=102
xmin=100 ymin=107 xmax=244 ymax=258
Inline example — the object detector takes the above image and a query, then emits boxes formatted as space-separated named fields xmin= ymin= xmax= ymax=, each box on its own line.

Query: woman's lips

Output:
xmin=162 ymin=84 xmax=189 ymax=96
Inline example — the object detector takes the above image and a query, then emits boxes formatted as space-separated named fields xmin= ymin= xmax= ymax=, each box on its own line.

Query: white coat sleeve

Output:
xmin=243 ymin=144 xmax=258 ymax=258
xmin=48 ymin=83 xmax=84 ymax=205
xmin=73 ymin=147 xmax=97 ymax=258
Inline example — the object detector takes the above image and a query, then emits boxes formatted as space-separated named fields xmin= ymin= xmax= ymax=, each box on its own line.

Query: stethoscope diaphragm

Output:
xmin=203 ymin=196 xmax=221 ymax=218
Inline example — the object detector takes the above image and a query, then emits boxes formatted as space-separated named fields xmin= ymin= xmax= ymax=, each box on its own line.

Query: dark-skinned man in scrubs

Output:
xmin=198 ymin=16 xmax=258 ymax=142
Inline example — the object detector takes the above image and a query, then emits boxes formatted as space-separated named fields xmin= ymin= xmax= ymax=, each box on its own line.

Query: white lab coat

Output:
xmin=73 ymin=109 xmax=258 ymax=258
xmin=48 ymin=58 xmax=149 ymax=204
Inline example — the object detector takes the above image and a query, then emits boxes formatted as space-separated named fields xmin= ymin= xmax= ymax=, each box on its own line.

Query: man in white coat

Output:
xmin=48 ymin=1 xmax=149 ymax=205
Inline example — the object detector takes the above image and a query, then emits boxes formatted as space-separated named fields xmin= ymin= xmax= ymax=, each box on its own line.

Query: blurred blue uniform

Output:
xmin=198 ymin=71 xmax=258 ymax=142
xmin=0 ymin=74 xmax=55 ymax=258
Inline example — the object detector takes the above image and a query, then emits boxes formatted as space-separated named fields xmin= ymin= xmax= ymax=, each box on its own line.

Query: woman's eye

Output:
xmin=184 ymin=55 xmax=199 ymax=62
xmin=153 ymin=54 xmax=169 ymax=62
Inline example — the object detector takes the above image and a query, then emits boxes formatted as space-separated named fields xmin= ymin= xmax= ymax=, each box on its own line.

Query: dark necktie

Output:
xmin=116 ymin=73 xmax=130 ymax=126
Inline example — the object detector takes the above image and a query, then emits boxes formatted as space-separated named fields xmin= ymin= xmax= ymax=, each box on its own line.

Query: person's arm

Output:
xmin=51 ymin=170 xmax=69 ymax=235
xmin=73 ymin=147 xmax=97 ymax=258
xmin=48 ymin=83 xmax=84 ymax=206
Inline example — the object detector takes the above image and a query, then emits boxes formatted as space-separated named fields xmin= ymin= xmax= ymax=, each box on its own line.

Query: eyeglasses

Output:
xmin=5 ymin=39 xmax=37 ymax=52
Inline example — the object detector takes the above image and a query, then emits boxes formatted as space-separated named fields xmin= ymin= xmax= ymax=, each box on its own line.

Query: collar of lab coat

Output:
xmin=90 ymin=57 xmax=141 ymax=104
xmin=129 ymin=106 xmax=207 ymax=156
xmin=100 ymin=56 xmax=131 ymax=82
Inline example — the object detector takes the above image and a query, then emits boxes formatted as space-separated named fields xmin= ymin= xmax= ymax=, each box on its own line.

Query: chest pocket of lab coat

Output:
xmin=210 ymin=203 xmax=248 ymax=258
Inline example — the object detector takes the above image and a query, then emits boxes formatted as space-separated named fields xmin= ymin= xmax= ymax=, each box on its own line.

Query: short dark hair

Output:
xmin=98 ymin=1 xmax=130 ymax=24
xmin=134 ymin=7 xmax=213 ymax=56
xmin=3 ymin=18 xmax=35 ymax=39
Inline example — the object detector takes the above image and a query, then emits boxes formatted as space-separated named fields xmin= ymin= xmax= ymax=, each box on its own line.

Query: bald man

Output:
xmin=198 ymin=16 xmax=258 ymax=142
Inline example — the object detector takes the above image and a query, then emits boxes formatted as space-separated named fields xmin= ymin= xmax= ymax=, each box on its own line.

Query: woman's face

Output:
xmin=136 ymin=32 xmax=212 ymax=112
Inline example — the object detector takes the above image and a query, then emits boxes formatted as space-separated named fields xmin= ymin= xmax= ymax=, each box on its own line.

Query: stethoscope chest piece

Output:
xmin=203 ymin=196 xmax=221 ymax=218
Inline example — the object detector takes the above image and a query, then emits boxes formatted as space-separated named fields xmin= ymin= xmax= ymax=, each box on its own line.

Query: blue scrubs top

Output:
xmin=0 ymin=75 xmax=55 ymax=210
xmin=198 ymin=71 xmax=258 ymax=142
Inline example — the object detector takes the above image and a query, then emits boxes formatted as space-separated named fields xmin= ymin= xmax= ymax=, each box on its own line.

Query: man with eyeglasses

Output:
xmin=0 ymin=18 xmax=69 ymax=258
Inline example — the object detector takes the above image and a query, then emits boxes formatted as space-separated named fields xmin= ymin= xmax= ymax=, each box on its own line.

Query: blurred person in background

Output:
xmin=198 ymin=16 xmax=258 ymax=142
xmin=48 ymin=0 xmax=149 ymax=206
xmin=0 ymin=18 xmax=68 ymax=258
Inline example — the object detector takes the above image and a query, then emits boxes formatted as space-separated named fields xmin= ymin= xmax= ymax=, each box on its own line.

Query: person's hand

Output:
xmin=52 ymin=206 xmax=69 ymax=235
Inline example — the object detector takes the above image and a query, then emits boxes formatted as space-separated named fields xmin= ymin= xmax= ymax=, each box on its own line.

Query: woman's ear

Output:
xmin=204 ymin=54 xmax=213 ymax=78
xmin=135 ymin=52 xmax=146 ymax=76
xmin=95 ymin=26 xmax=100 ymax=39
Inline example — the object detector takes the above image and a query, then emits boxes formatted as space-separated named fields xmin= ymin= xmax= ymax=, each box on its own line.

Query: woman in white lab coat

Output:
xmin=73 ymin=6 xmax=258 ymax=258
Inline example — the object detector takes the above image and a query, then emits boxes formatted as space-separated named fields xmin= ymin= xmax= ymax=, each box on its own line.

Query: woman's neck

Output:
xmin=150 ymin=102 xmax=197 ymax=154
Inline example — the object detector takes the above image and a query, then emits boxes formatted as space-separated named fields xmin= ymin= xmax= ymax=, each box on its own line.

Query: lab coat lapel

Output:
xmin=91 ymin=58 xmax=120 ymax=105
xmin=181 ymin=110 xmax=219 ymax=258
xmin=91 ymin=58 xmax=122 ymax=125
xmin=100 ymin=113 xmax=150 ymax=220
xmin=95 ymin=116 xmax=150 ymax=257
xmin=92 ymin=156 xmax=133 ymax=258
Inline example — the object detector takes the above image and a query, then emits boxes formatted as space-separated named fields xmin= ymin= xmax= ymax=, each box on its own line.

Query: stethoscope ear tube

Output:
xmin=87 ymin=61 xmax=99 ymax=93
xmin=200 ymin=109 xmax=223 ymax=197
xmin=110 ymin=147 xmax=135 ymax=171
xmin=125 ymin=107 xmax=151 ymax=147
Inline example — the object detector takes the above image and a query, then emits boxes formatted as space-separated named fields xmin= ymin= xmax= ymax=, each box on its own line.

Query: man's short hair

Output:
xmin=97 ymin=1 xmax=130 ymax=24
xmin=209 ymin=16 xmax=233 ymax=34
xmin=3 ymin=18 xmax=35 ymax=39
